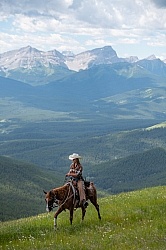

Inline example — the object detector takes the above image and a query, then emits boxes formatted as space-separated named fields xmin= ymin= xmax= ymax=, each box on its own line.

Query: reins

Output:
xmin=57 ymin=182 xmax=75 ymax=208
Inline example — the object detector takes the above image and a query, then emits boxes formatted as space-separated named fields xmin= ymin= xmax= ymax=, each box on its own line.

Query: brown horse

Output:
xmin=43 ymin=180 xmax=101 ymax=228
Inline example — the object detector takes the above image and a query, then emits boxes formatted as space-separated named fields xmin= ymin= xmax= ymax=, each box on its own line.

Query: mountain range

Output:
xmin=0 ymin=45 xmax=165 ymax=134
xmin=0 ymin=45 xmax=166 ymax=86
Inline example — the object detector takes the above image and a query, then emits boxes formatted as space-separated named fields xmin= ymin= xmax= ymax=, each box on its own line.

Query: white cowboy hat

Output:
xmin=69 ymin=153 xmax=82 ymax=160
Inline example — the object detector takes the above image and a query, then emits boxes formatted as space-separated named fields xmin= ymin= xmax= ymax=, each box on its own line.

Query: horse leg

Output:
xmin=81 ymin=206 xmax=86 ymax=221
xmin=70 ymin=208 xmax=74 ymax=225
xmin=54 ymin=217 xmax=57 ymax=229
xmin=89 ymin=196 xmax=101 ymax=220
xmin=53 ymin=207 xmax=63 ymax=229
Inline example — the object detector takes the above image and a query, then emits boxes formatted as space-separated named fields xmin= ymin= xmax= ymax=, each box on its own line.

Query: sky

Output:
xmin=0 ymin=0 xmax=166 ymax=60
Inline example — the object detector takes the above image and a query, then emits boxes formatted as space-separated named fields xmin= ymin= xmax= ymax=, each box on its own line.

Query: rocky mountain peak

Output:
xmin=65 ymin=45 xmax=121 ymax=71
xmin=146 ymin=54 xmax=157 ymax=60
xmin=0 ymin=45 xmax=165 ymax=84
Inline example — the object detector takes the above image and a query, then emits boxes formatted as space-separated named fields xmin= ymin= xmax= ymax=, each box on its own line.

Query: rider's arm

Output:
xmin=66 ymin=169 xmax=82 ymax=178
xmin=66 ymin=163 xmax=83 ymax=178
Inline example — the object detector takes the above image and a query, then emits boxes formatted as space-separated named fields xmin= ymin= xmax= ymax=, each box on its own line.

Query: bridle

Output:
xmin=46 ymin=196 xmax=59 ymax=212
xmin=52 ymin=197 xmax=59 ymax=208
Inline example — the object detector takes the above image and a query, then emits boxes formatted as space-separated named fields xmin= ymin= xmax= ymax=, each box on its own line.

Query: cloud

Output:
xmin=0 ymin=0 xmax=165 ymax=58
xmin=0 ymin=0 xmax=73 ymax=16
xmin=151 ymin=0 xmax=166 ymax=8
xmin=0 ymin=0 xmax=165 ymax=30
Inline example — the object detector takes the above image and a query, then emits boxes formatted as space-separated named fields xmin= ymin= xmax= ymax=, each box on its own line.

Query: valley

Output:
xmin=0 ymin=45 xmax=165 ymax=222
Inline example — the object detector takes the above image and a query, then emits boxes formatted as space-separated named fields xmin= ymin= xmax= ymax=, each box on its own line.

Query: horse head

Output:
xmin=43 ymin=190 xmax=58 ymax=212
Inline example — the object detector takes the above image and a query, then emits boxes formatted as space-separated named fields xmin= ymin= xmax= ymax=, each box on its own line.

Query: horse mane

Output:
xmin=51 ymin=184 xmax=69 ymax=200
xmin=52 ymin=184 xmax=68 ymax=192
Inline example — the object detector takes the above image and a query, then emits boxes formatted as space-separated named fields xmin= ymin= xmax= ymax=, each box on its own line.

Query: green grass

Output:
xmin=1 ymin=186 xmax=166 ymax=250
xmin=146 ymin=122 xmax=166 ymax=130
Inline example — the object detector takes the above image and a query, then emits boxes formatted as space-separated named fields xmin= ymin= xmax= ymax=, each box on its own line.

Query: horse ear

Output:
xmin=43 ymin=190 xmax=47 ymax=194
xmin=49 ymin=190 xmax=53 ymax=195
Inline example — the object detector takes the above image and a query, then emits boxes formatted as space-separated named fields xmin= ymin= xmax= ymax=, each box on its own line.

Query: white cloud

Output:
xmin=0 ymin=0 xmax=165 ymax=58
xmin=0 ymin=0 xmax=165 ymax=30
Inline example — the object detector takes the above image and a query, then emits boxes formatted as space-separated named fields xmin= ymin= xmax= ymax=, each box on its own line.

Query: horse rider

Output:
xmin=66 ymin=153 xmax=89 ymax=209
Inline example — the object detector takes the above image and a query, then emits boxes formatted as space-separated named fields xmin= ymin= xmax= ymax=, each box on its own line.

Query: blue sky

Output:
xmin=0 ymin=0 xmax=166 ymax=60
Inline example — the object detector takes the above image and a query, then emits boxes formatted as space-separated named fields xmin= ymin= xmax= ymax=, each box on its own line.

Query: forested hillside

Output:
xmin=0 ymin=156 xmax=63 ymax=222
xmin=89 ymin=147 xmax=166 ymax=193
xmin=0 ymin=125 xmax=165 ymax=173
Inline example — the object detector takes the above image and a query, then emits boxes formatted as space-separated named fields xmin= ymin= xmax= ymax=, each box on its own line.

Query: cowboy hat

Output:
xmin=69 ymin=153 xmax=82 ymax=160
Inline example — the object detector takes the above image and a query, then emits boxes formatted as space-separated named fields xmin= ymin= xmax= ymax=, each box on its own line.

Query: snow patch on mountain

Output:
xmin=65 ymin=52 xmax=97 ymax=71
xmin=124 ymin=56 xmax=139 ymax=63
xmin=65 ymin=46 xmax=121 ymax=71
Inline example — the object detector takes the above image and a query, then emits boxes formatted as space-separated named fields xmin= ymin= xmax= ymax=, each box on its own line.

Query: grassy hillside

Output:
xmin=146 ymin=121 xmax=166 ymax=130
xmin=0 ymin=186 xmax=166 ymax=250
xmin=89 ymin=147 xmax=166 ymax=193
xmin=0 ymin=156 xmax=64 ymax=222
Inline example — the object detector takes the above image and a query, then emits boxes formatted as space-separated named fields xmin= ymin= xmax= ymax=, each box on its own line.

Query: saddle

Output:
xmin=66 ymin=177 xmax=90 ymax=209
